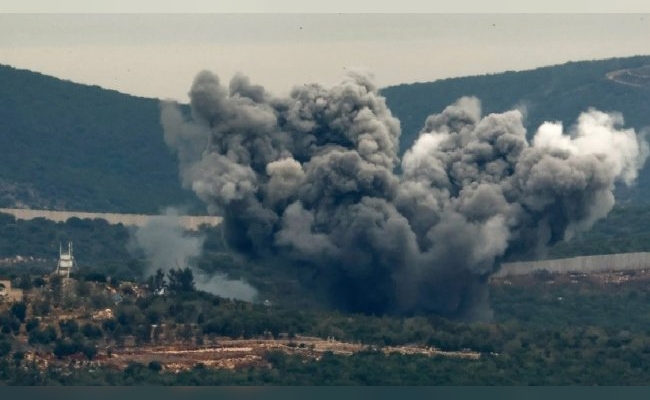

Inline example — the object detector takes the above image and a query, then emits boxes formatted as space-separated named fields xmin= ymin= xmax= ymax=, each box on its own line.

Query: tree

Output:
xmin=50 ymin=275 xmax=63 ymax=303
xmin=135 ymin=324 xmax=152 ymax=345
xmin=102 ymin=318 xmax=117 ymax=333
xmin=0 ymin=313 xmax=20 ymax=335
xmin=0 ymin=336 xmax=11 ymax=357
xmin=195 ymin=331 xmax=204 ymax=346
xmin=148 ymin=360 xmax=163 ymax=372
xmin=32 ymin=277 xmax=46 ymax=288
xmin=82 ymin=344 xmax=97 ymax=360
xmin=83 ymin=272 xmax=107 ymax=283
xmin=116 ymin=305 xmax=144 ymax=329
xmin=167 ymin=267 xmax=195 ymax=293
xmin=14 ymin=274 xmax=33 ymax=290
xmin=28 ymin=325 xmax=57 ymax=345
xmin=31 ymin=300 xmax=50 ymax=316
xmin=25 ymin=318 xmax=40 ymax=333
xmin=81 ymin=323 xmax=103 ymax=339
xmin=146 ymin=309 xmax=161 ymax=325
xmin=111 ymin=324 xmax=126 ymax=347
xmin=53 ymin=340 xmax=78 ymax=359
xmin=59 ymin=319 xmax=79 ymax=338
xmin=75 ymin=279 xmax=91 ymax=297
xmin=147 ymin=268 xmax=166 ymax=292
xmin=180 ymin=324 xmax=193 ymax=343
xmin=10 ymin=302 xmax=26 ymax=323
xmin=12 ymin=351 xmax=24 ymax=368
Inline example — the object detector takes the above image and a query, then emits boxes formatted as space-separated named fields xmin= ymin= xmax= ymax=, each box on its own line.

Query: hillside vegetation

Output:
xmin=0 ymin=65 xmax=199 ymax=213
xmin=3 ymin=244 xmax=650 ymax=384
xmin=382 ymin=56 xmax=650 ymax=205
xmin=382 ymin=55 xmax=650 ymax=156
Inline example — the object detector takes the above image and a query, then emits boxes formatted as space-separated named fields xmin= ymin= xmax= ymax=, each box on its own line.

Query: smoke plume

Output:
xmin=129 ymin=208 xmax=258 ymax=302
xmin=161 ymin=70 xmax=648 ymax=320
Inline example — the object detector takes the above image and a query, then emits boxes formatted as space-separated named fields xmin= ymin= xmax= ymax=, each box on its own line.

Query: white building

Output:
xmin=55 ymin=242 xmax=76 ymax=278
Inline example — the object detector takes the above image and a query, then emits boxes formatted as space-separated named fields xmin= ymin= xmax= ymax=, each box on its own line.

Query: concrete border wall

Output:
xmin=0 ymin=208 xmax=222 ymax=231
xmin=496 ymin=252 xmax=650 ymax=277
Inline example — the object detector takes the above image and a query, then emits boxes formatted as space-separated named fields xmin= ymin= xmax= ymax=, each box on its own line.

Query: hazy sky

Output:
xmin=2 ymin=12 xmax=650 ymax=101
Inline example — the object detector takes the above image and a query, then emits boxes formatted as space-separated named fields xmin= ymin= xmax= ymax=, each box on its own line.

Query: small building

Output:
xmin=0 ymin=280 xmax=23 ymax=303
xmin=55 ymin=242 xmax=76 ymax=278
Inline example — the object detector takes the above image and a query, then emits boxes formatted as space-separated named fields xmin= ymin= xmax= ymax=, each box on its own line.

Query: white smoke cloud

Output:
xmin=194 ymin=272 xmax=257 ymax=302
xmin=129 ymin=207 xmax=258 ymax=302
xmin=533 ymin=109 xmax=649 ymax=186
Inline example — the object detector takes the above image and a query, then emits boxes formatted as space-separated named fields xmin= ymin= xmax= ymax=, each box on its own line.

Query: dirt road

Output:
xmin=25 ymin=337 xmax=481 ymax=373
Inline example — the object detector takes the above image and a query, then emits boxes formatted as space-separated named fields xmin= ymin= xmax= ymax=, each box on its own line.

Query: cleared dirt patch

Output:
xmin=23 ymin=337 xmax=480 ymax=373
xmin=606 ymin=66 xmax=650 ymax=88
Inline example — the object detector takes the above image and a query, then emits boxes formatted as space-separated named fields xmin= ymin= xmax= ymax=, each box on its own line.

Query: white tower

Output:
xmin=55 ymin=242 xmax=76 ymax=278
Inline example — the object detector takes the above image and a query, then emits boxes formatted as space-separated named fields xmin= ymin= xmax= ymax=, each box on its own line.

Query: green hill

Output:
xmin=380 ymin=55 xmax=650 ymax=205
xmin=0 ymin=64 xmax=199 ymax=213
xmin=3 ymin=55 xmax=650 ymax=216
xmin=381 ymin=55 xmax=650 ymax=153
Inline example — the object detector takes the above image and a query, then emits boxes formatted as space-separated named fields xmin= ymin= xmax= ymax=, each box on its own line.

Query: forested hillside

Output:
xmin=0 ymin=65 xmax=199 ymax=213
xmin=3 ymin=55 xmax=650 ymax=217
xmin=381 ymin=55 xmax=650 ymax=205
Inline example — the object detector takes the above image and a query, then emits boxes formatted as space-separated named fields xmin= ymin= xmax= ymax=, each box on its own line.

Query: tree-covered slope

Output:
xmin=382 ymin=55 xmax=650 ymax=153
xmin=381 ymin=55 xmax=650 ymax=206
xmin=0 ymin=64 xmax=199 ymax=213
xmin=3 ymin=55 xmax=650 ymax=215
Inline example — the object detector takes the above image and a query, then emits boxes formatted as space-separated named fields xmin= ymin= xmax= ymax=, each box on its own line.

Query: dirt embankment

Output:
xmin=24 ymin=337 xmax=481 ymax=373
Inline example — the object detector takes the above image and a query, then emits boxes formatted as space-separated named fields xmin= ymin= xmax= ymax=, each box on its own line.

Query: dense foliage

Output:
xmin=0 ymin=212 xmax=139 ymax=280
xmin=4 ymin=271 xmax=650 ymax=384
xmin=0 ymin=64 xmax=199 ymax=213
xmin=546 ymin=204 xmax=650 ymax=259
xmin=382 ymin=56 xmax=650 ymax=154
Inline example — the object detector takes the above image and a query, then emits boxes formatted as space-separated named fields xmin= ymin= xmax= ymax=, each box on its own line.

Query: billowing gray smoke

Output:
xmin=160 ymin=70 xmax=648 ymax=320
xmin=130 ymin=208 xmax=258 ymax=302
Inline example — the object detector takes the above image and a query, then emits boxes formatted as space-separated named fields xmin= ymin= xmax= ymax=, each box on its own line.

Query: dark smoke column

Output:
xmin=161 ymin=71 xmax=648 ymax=321
xmin=396 ymin=97 xmax=647 ymax=319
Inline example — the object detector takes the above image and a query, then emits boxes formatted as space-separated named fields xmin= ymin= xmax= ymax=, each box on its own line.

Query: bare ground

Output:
xmin=22 ymin=337 xmax=480 ymax=373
